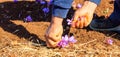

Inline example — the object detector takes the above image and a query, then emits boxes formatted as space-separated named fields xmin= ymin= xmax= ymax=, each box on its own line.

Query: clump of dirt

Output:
xmin=0 ymin=0 xmax=120 ymax=57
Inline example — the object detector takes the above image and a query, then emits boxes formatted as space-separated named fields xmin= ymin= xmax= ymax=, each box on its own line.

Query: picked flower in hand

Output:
xmin=67 ymin=19 xmax=72 ymax=25
xmin=71 ymin=16 xmax=86 ymax=27
xmin=77 ymin=4 xmax=82 ymax=8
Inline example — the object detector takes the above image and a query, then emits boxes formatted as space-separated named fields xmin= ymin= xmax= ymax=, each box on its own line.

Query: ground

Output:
xmin=0 ymin=0 xmax=120 ymax=57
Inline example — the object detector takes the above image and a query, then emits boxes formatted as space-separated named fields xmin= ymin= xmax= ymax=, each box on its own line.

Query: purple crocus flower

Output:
xmin=24 ymin=15 xmax=32 ymax=22
xmin=40 ymin=1 xmax=46 ymax=4
xmin=58 ymin=35 xmax=69 ymax=48
xmin=106 ymin=38 xmax=113 ymax=45
xmin=42 ymin=7 xmax=49 ymax=13
xmin=68 ymin=36 xmax=77 ymax=43
xmin=58 ymin=35 xmax=77 ymax=48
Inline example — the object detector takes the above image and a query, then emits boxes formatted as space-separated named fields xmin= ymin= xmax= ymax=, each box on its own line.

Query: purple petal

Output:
xmin=67 ymin=22 xmax=71 ymax=25
xmin=42 ymin=8 xmax=49 ymax=13
xmin=107 ymin=39 xmax=113 ymax=45
xmin=58 ymin=41 xmax=68 ymax=48
xmin=40 ymin=1 xmax=46 ymax=4
xmin=36 ymin=0 xmax=41 ymax=2
xmin=14 ymin=0 xmax=18 ymax=3
xmin=67 ymin=19 xmax=72 ymax=25
xmin=24 ymin=15 xmax=32 ymax=22
xmin=77 ymin=4 xmax=82 ymax=8
xmin=62 ymin=35 xmax=69 ymax=41
xmin=68 ymin=36 xmax=77 ymax=43
xmin=57 ymin=35 xmax=69 ymax=48
xmin=67 ymin=19 xmax=71 ymax=22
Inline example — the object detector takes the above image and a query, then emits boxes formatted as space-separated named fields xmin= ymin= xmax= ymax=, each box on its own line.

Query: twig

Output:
xmin=79 ymin=39 xmax=97 ymax=46
xmin=110 ymin=33 xmax=117 ymax=37
xmin=12 ymin=29 xmax=19 ymax=33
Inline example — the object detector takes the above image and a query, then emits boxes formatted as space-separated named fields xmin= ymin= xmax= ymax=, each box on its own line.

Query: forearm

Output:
xmin=51 ymin=16 xmax=63 ymax=25
xmin=84 ymin=1 xmax=97 ymax=11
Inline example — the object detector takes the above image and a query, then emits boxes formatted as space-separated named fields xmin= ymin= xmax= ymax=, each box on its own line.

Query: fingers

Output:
xmin=79 ymin=17 xmax=84 ymax=28
xmin=72 ymin=16 xmax=86 ymax=28
xmin=47 ymin=38 xmax=59 ymax=48
xmin=45 ymin=25 xmax=63 ymax=48
xmin=73 ymin=11 xmax=84 ymax=28
xmin=71 ymin=21 xmax=76 ymax=28
xmin=84 ymin=15 xmax=92 ymax=27
xmin=45 ymin=37 xmax=51 ymax=47
xmin=76 ymin=20 xmax=79 ymax=28
xmin=45 ymin=33 xmax=60 ymax=48
xmin=83 ymin=17 xmax=88 ymax=27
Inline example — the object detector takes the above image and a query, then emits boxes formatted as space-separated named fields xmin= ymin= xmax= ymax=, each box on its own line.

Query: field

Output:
xmin=0 ymin=0 xmax=120 ymax=57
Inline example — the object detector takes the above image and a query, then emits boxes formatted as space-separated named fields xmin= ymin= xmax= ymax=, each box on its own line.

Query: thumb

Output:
xmin=85 ymin=14 xmax=93 ymax=26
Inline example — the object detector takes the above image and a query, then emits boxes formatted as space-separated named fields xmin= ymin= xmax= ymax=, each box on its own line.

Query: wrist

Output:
xmin=84 ymin=1 xmax=97 ymax=11
xmin=51 ymin=16 xmax=63 ymax=25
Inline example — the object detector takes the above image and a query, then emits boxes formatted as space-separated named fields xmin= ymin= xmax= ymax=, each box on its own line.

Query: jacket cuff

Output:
xmin=53 ymin=0 xmax=73 ymax=8
xmin=52 ymin=6 xmax=69 ymax=18
xmin=90 ymin=0 xmax=101 ymax=5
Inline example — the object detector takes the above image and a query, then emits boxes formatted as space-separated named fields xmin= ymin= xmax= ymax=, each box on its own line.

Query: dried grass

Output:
xmin=0 ymin=37 xmax=120 ymax=57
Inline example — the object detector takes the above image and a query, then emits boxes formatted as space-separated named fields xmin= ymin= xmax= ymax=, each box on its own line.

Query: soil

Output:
xmin=0 ymin=0 xmax=120 ymax=57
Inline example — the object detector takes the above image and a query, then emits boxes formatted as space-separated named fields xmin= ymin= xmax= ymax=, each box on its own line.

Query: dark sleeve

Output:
xmin=52 ymin=0 xmax=73 ymax=18
xmin=90 ymin=0 xmax=101 ymax=5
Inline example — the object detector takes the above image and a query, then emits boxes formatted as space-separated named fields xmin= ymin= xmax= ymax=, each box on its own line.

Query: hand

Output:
xmin=71 ymin=1 xmax=97 ymax=28
xmin=45 ymin=17 xmax=63 ymax=48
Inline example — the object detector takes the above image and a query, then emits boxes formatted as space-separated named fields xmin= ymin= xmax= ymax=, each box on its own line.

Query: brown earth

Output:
xmin=0 ymin=0 xmax=120 ymax=57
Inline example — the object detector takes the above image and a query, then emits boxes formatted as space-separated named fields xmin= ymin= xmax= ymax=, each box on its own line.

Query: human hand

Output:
xmin=45 ymin=17 xmax=63 ymax=48
xmin=71 ymin=1 xmax=97 ymax=28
